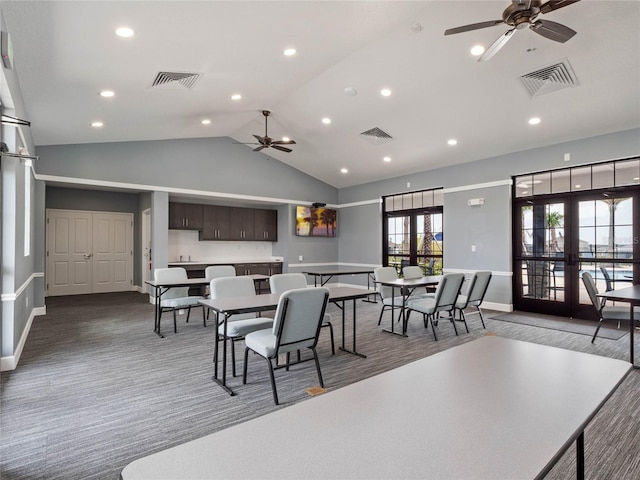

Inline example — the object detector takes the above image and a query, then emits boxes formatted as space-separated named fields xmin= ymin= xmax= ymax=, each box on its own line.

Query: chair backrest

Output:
xmin=205 ymin=265 xmax=236 ymax=281
xmin=582 ymin=272 xmax=603 ymax=314
xmin=466 ymin=271 xmax=492 ymax=307
xmin=402 ymin=266 xmax=423 ymax=280
xmin=433 ymin=273 xmax=465 ymax=313
xmin=210 ymin=276 xmax=257 ymax=320
xmin=272 ymin=287 xmax=329 ymax=355
xmin=269 ymin=273 xmax=307 ymax=294
xmin=599 ymin=266 xmax=613 ymax=291
xmin=154 ymin=267 xmax=189 ymax=299
xmin=424 ymin=259 xmax=436 ymax=275
xmin=374 ymin=267 xmax=399 ymax=300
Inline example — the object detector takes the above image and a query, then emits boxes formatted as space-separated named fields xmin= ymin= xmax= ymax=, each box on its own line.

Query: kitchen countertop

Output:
xmin=169 ymin=259 xmax=283 ymax=266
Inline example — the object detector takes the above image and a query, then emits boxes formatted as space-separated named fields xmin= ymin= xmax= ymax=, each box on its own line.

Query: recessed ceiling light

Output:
xmin=99 ymin=90 xmax=115 ymax=98
xmin=447 ymin=139 xmax=458 ymax=146
xmin=115 ymin=27 xmax=134 ymax=38
xmin=230 ymin=93 xmax=242 ymax=101
xmin=470 ymin=45 xmax=485 ymax=56
xmin=380 ymin=88 xmax=392 ymax=97
xmin=340 ymin=168 xmax=348 ymax=174
xmin=282 ymin=136 xmax=290 ymax=142
xmin=528 ymin=117 xmax=541 ymax=125
xmin=283 ymin=48 xmax=296 ymax=56
xmin=91 ymin=121 xmax=104 ymax=128
xmin=383 ymin=156 xmax=391 ymax=162
xmin=322 ymin=117 xmax=331 ymax=125
xmin=201 ymin=119 xmax=211 ymax=125
xmin=344 ymin=87 xmax=358 ymax=96
xmin=575 ymin=184 xmax=582 ymax=188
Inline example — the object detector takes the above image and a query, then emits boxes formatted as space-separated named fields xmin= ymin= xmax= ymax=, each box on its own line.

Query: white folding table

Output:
xmin=120 ymin=336 xmax=630 ymax=480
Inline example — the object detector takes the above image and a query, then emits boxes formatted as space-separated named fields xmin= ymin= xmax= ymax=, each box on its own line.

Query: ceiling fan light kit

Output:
xmin=444 ymin=0 xmax=580 ymax=61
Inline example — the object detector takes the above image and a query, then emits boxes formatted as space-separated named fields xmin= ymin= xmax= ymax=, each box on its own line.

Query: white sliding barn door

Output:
xmin=47 ymin=209 xmax=133 ymax=296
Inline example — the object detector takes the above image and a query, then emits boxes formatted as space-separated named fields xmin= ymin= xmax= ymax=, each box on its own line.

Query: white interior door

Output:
xmin=47 ymin=210 xmax=93 ymax=296
xmin=93 ymin=213 xmax=133 ymax=293
xmin=47 ymin=209 xmax=134 ymax=296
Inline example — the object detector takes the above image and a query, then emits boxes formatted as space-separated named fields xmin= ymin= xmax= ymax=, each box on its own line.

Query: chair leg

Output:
xmin=591 ymin=318 xmax=604 ymax=343
xmin=459 ymin=309 xmax=470 ymax=333
xmin=429 ymin=314 xmax=438 ymax=341
xmin=158 ymin=308 xmax=164 ymax=336
xmin=230 ymin=338 xmax=237 ymax=377
xmin=202 ymin=306 xmax=207 ymax=327
xmin=266 ymin=357 xmax=279 ymax=405
xmin=172 ymin=309 xmax=178 ymax=333
xmin=311 ymin=347 xmax=324 ymax=388
xmin=476 ymin=306 xmax=486 ymax=329
xmin=323 ymin=322 xmax=335 ymax=355
xmin=377 ymin=305 xmax=387 ymax=325
xmin=422 ymin=313 xmax=428 ymax=329
xmin=242 ymin=347 xmax=250 ymax=384
xmin=449 ymin=311 xmax=459 ymax=336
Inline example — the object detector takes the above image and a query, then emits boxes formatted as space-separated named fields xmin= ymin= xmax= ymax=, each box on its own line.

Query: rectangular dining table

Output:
xmin=374 ymin=275 xmax=442 ymax=336
xmin=200 ymin=286 xmax=371 ymax=396
xmin=597 ymin=284 xmax=640 ymax=367
xmin=120 ymin=336 xmax=631 ymax=480
xmin=145 ymin=274 xmax=270 ymax=338
xmin=302 ymin=268 xmax=377 ymax=302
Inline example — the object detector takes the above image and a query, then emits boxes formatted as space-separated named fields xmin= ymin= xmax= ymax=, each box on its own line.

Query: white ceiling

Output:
xmin=2 ymin=1 xmax=639 ymax=188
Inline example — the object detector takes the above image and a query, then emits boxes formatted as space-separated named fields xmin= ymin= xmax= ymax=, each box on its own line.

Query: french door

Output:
xmin=514 ymin=192 xmax=638 ymax=318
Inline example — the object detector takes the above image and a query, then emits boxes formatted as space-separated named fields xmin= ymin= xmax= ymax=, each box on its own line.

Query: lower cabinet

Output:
xmin=234 ymin=262 xmax=282 ymax=276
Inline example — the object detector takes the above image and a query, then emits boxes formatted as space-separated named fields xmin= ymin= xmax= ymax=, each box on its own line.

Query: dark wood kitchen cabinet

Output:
xmin=228 ymin=207 xmax=254 ymax=240
xmin=254 ymin=208 xmax=278 ymax=241
xmin=169 ymin=203 xmax=203 ymax=230
xmin=201 ymin=205 xmax=231 ymax=240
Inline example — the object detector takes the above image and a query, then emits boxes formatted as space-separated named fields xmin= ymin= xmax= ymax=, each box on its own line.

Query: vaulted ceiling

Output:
xmin=2 ymin=1 xmax=639 ymax=188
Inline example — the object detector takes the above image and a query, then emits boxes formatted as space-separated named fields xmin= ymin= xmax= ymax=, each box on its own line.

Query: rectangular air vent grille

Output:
xmin=150 ymin=71 xmax=201 ymax=90
xmin=519 ymin=60 xmax=579 ymax=97
xmin=359 ymin=127 xmax=395 ymax=146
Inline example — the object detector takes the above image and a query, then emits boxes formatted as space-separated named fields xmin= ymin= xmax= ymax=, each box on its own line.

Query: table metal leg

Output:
xmin=153 ymin=286 xmax=164 ymax=338
xmin=382 ymin=286 xmax=407 ymax=337
xmin=363 ymin=273 xmax=378 ymax=303
xmin=337 ymin=298 xmax=366 ymax=358
xmin=212 ymin=313 xmax=235 ymax=396
xmin=576 ymin=431 xmax=584 ymax=480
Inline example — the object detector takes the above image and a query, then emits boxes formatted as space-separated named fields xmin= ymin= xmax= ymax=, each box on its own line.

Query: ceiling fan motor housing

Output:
xmin=504 ymin=1 xmax=542 ymax=27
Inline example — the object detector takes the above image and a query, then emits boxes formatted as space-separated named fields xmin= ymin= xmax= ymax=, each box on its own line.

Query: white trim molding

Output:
xmin=1 ymin=272 xmax=45 ymax=302
xmin=0 ymin=306 xmax=44 ymax=371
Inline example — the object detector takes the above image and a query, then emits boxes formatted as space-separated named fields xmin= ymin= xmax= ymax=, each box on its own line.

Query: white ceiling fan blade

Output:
xmin=478 ymin=28 xmax=516 ymax=62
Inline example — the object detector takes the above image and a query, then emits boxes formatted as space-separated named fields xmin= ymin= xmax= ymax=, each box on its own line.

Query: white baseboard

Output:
xmin=0 ymin=306 xmax=39 ymax=372
xmin=481 ymin=301 xmax=512 ymax=312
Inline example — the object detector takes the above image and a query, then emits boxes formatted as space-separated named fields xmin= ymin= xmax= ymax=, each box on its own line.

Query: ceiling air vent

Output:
xmin=149 ymin=71 xmax=201 ymax=90
xmin=518 ymin=59 xmax=579 ymax=98
xmin=359 ymin=127 xmax=394 ymax=146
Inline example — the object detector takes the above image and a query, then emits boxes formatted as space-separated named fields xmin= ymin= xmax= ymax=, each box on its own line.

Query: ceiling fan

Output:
xmin=444 ymin=0 xmax=580 ymax=62
xmin=244 ymin=110 xmax=296 ymax=153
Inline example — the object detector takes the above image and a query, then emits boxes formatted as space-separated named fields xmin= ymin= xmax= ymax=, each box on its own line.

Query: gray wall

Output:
xmin=337 ymin=128 xmax=640 ymax=306
xmin=36 ymin=137 xmax=338 ymax=204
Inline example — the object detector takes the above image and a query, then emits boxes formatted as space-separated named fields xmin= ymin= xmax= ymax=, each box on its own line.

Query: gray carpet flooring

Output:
xmin=492 ymin=311 xmax=629 ymax=340
xmin=1 ymin=292 xmax=639 ymax=479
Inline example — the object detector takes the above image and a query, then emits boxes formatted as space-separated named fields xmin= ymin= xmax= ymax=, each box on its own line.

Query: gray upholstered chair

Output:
xmin=582 ymin=271 xmax=640 ymax=343
xmin=205 ymin=265 xmax=236 ymax=282
xmin=455 ymin=271 xmax=492 ymax=331
xmin=374 ymin=266 xmax=405 ymax=326
xmin=269 ymin=273 xmax=335 ymax=354
xmin=242 ymin=287 xmax=330 ymax=405
xmin=154 ymin=267 xmax=206 ymax=335
xmin=407 ymin=273 xmax=465 ymax=340
xmin=210 ymin=276 xmax=273 ymax=376
xmin=402 ymin=265 xmax=432 ymax=298
xmin=204 ymin=265 xmax=237 ymax=318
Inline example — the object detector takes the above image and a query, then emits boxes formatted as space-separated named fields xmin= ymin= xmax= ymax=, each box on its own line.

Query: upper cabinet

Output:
xmin=169 ymin=203 xmax=203 ymax=230
xmin=254 ymin=208 xmax=278 ymax=241
xmin=172 ymin=202 xmax=278 ymax=242
xmin=201 ymin=205 xmax=230 ymax=240
xmin=228 ymin=207 xmax=255 ymax=240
